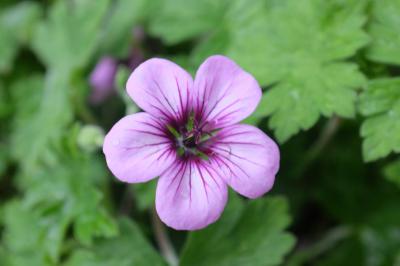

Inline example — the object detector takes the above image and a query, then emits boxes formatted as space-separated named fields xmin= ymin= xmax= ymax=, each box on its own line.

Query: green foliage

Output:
xmin=384 ymin=159 xmax=400 ymax=188
xmin=0 ymin=1 xmax=41 ymax=73
xmin=180 ymin=195 xmax=295 ymax=266
xmin=1 ymin=0 xmax=400 ymax=265
xmin=359 ymin=78 xmax=400 ymax=161
xmin=65 ymin=218 xmax=166 ymax=266
xmin=99 ymin=0 xmax=147 ymax=58
xmin=367 ymin=0 xmax=400 ymax=65
xmin=149 ymin=0 xmax=369 ymax=142
xmin=360 ymin=0 xmax=400 ymax=162
xmin=32 ymin=0 xmax=109 ymax=70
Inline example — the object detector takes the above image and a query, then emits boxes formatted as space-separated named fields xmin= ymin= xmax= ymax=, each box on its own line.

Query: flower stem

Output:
xmin=151 ymin=208 xmax=178 ymax=266
xmin=294 ymin=116 xmax=341 ymax=179
xmin=286 ymin=226 xmax=351 ymax=266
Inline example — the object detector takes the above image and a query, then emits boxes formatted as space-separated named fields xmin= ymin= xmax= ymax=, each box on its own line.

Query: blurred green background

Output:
xmin=0 ymin=0 xmax=400 ymax=265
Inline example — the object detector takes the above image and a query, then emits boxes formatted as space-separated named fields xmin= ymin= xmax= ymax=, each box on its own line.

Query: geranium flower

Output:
xmin=103 ymin=55 xmax=280 ymax=230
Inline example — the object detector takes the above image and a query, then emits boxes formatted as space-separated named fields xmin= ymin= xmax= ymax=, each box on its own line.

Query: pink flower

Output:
xmin=89 ymin=56 xmax=118 ymax=104
xmin=103 ymin=55 xmax=280 ymax=230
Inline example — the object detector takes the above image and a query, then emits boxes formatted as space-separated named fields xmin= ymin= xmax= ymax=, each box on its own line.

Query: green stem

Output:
xmin=293 ymin=116 xmax=341 ymax=179
xmin=151 ymin=208 xmax=178 ymax=266
xmin=287 ymin=226 xmax=352 ymax=266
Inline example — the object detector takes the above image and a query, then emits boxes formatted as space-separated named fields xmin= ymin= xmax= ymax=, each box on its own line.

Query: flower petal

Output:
xmin=208 ymin=124 xmax=279 ymax=198
xmin=193 ymin=55 xmax=262 ymax=129
xmin=156 ymin=159 xmax=228 ymax=230
xmin=127 ymin=58 xmax=193 ymax=122
xmin=103 ymin=112 xmax=176 ymax=183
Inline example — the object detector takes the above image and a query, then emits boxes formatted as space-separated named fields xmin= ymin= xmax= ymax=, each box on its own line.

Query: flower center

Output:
xmin=166 ymin=113 xmax=213 ymax=159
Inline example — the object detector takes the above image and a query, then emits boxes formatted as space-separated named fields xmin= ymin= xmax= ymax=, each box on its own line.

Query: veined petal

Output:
xmin=103 ymin=112 xmax=176 ymax=183
xmin=193 ymin=55 xmax=261 ymax=129
xmin=208 ymin=124 xmax=279 ymax=198
xmin=127 ymin=58 xmax=193 ymax=122
xmin=156 ymin=159 xmax=228 ymax=230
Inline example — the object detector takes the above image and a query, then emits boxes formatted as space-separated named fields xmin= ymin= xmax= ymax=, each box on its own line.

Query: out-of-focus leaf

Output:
xmin=314 ymin=237 xmax=364 ymax=266
xmin=0 ymin=143 xmax=9 ymax=178
xmin=23 ymin=152 xmax=117 ymax=245
xmin=2 ymin=151 xmax=117 ymax=263
xmin=10 ymin=72 xmax=73 ymax=170
xmin=64 ymin=218 xmax=166 ymax=266
xmin=180 ymin=195 xmax=295 ymax=266
xmin=359 ymin=78 xmax=400 ymax=161
xmin=115 ymin=65 xmax=139 ymax=114
xmin=360 ymin=226 xmax=400 ymax=266
xmin=0 ymin=1 xmax=41 ymax=73
xmin=367 ymin=0 xmax=400 ymax=65
xmin=32 ymin=0 xmax=109 ymax=70
xmin=1 ymin=1 xmax=42 ymax=44
xmin=148 ymin=0 xmax=228 ymax=45
xmin=0 ymin=81 xmax=11 ymax=118
xmin=384 ymin=159 xmax=400 ymax=188
xmin=2 ymin=200 xmax=58 ymax=266
xmin=99 ymin=0 xmax=147 ymax=57
xmin=134 ymin=179 xmax=157 ymax=211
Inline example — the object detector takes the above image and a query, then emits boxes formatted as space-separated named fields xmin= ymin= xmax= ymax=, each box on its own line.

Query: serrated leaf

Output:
xmin=32 ymin=0 xmax=109 ymax=70
xmin=22 ymin=152 xmax=117 ymax=245
xmin=2 ymin=200 xmax=62 ymax=266
xmin=150 ymin=0 xmax=368 ymax=142
xmin=226 ymin=0 xmax=368 ymax=142
xmin=180 ymin=195 xmax=296 ymax=266
xmin=64 ymin=218 xmax=166 ymax=266
xmin=359 ymin=78 xmax=400 ymax=161
xmin=367 ymin=0 xmax=400 ymax=65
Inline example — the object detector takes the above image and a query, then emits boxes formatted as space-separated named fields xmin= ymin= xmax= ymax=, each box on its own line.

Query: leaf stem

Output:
xmin=294 ymin=116 xmax=341 ymax=178
xmin=151 ymin=208 xmax=178 ymax=266
xmin=287 ymin=225 xmax=351 ymax=265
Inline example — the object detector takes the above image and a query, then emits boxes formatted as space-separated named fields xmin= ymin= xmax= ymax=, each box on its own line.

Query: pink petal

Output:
xmin=208 ymin=124 xmax=279 ymax=198
xmin=156 ymin=159 xmax=228 ymax=230
xmin=193 ymin=55 xmax=262 ymax=129
xmin=126 ymin=58 xmax=193 ymax=122
xmin=103 ymin=112 xmax=176 ymax=183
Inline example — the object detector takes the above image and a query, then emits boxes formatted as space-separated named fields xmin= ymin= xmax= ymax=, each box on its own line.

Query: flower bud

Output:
xmin=89 ymin=56 xmax=118 ymax=104
xmin=77 ymin=125 xmax=105 ymax=152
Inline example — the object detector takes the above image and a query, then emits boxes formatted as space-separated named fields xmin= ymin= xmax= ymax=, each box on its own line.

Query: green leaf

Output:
xmin=384 ymin=159 xmax=400 ymax=188
xmin=151 ymin=0 xmax=368 ymax=142
xmin=22 ymin=152 xmax=117 ymax=246
xmin=367 ymin=0 xmax=400 ymax=65
xmin=226 ymin=0 xmax=368 ymax=142
xmin=64 ymin=218 xmax=166 ymax=266
xmin=32 ymin=0 xmax=109 ymax=70
xmin=148 ymin=0 xmax=228 ymax=45
xmin=0 ymin=1 xmax=41 ymax=73
xmin=115 ymin=65 xmax=139 ymax=115
xmin=180 ymin=195 xmax=296 ymax=266
xmin=359 ymin=78 xmax=400 ymax=161
xmin=134 ymin=179 xmax=157 ymax=211
xmin=99 ymin=0 xmax=147 ymax=57
xmin=360 ymin=226 xmax=400 ymax=266
xmin=10 ymin=72 xmax=73 ymax=170
xmin=2 ymin=200 xmax=60 ymax=266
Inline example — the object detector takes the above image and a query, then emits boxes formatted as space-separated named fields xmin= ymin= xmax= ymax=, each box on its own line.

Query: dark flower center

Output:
xmin=166 ymin=113 xmax=214 ymax=159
